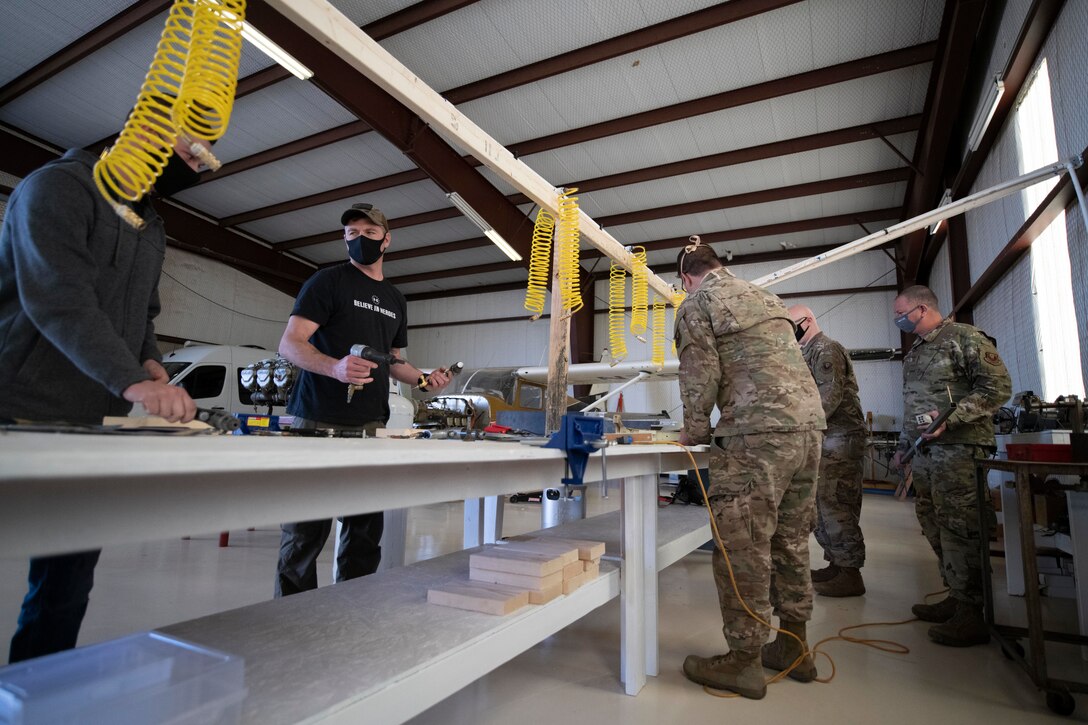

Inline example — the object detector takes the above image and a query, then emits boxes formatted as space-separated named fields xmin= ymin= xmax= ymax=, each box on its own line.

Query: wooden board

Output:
xmin=511 ymin=536 xmax=605 ymax=561
xmin=497 ymin=539 xmax=579 ymax=565
xmin=470 ymin=567 xmax=563 ymax=591
xmin=427 ymin=582 xmax=529 ymax=615
xmin=562 ymin=560 xmax=584 ymax=579
xmin=583 ymin=560 xmax=600 ymax=579
xmin=562 ymin=570 xmax=588 ymax=595
xmin=528 ymin=581 xmax=563 ymax=605
xmin=469 ymin=547 xmax=566 ymax=577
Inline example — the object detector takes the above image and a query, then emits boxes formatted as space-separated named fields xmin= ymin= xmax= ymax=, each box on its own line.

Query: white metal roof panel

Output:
xmin=379 ymin=0 xmax=727 ymax=94
xmin=0 ymin=0 xmax=135 ymax=87
xmin=202 ymin=79 xmax=360 ymax=165
xmin=384 ymin=245 xmax=517 ymax=279
xmin=395 ymin=268 xmax=528 ymax=296
xmin=0 ymin=12 xmax=275 ymax=150
xmin=452 ymin=0 xmax=939 ymax=147
xmin=176 ymin=133 xmax=417 ymax=218
xmin=237 ymin=179 xmax=450 ymax=243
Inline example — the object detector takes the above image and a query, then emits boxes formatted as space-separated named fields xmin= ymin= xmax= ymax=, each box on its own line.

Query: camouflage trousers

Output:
xmin=707 ymin=429 xmax=821 ymax=652
xmin=814 ymin=434 xmax=866 ymax=568
xmin=910 ymin=444 xmax=996 ymax=606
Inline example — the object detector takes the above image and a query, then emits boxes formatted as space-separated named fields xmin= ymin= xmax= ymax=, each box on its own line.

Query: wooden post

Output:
xmin=545 ymin=237 xmax=570 ymax=434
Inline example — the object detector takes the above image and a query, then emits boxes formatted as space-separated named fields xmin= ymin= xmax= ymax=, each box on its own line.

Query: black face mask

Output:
xmin=794 ymin=322 xmax=807 ymax=342
xmin=347 ymin=236 xmax=385 ymax=266
xmin=154 ymin=154 xmax=201 ymax=197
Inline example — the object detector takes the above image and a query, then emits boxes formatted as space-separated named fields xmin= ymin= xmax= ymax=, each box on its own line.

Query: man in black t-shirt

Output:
xmin=274 ymin=202 xmax=452 ymax=597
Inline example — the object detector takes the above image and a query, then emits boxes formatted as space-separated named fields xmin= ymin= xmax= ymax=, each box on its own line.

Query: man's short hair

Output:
xmin=677 ymin=243 xmax=722 ymax=277
xmin=897 ymin=285 xmax=939 ymax=308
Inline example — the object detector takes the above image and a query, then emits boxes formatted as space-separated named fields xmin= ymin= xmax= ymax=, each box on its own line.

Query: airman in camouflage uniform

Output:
xmin=675 ymin=240 xmax=825 ymax=699
xmin=788 ymin=305 xmax=867 ymax=598
xmin=892 ymin=286 xmax=1010 ymax=647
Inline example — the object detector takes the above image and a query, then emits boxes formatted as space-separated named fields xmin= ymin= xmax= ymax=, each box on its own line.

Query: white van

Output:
xmin=160 ymin=344 xmax=414 ymax=430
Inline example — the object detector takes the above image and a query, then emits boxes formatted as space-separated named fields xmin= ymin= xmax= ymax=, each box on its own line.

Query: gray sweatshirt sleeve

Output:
xmin=10 ymin=167 xmax=151 ymax=396
xmin=142 ymin=283 xmax=163 ymax=366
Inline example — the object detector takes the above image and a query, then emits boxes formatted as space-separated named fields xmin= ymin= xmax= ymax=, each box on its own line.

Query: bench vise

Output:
xmin=543 ymin=414 xmax=606 ymax=486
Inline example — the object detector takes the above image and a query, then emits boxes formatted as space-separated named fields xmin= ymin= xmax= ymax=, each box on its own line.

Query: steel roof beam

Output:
xmin=235 ymin=0 xmax=482 ymax=98
xmin=916 ymin=0 xmax=1066 ymax=280
xmin=592 ymin=168 xmax=909 ymax=229
xmin=217 ymin=3 xmax=921 ymax=182
xmin=584 ymin=207 xmax=901 ymax=259
xmin=203 ymin=121 xmax=374 ymax=183
xmin=220 ymin=114 xmax=920 ymax=227
xmin=508 ymin=43 xmax=934 ymax=158
xmin=0 ymin=127 xmax=312 ymax=297
xmin=389 ymin=207 xmax=902 ymax=291
xmin=953 ymin=147 xmax=1088 ymax=317
xmin=247 ymin=1 xmax=537 ymax=265
xmin=276 ymin=166 xmax=908 ymax=251
xmin=898 ymin=0 xmax=989 ymax=282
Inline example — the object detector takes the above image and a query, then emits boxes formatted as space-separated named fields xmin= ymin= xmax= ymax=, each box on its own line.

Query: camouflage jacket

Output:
xmin=900 ymin=318 xmax=1011 ymax=448
xmin=801 ymin=332 xmax=866 ymax=437
xmin=674 ymin=268 xmax=826 ymax=442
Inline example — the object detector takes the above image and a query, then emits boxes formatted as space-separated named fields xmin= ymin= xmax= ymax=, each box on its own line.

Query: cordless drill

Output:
xmin=346 ymin=344 xmax=405 ymax=403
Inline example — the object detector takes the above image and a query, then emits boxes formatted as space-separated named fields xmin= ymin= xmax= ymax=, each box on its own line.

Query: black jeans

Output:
xmin=9 ymin=550 xmax=102 ymax=663
xmin=274 ymin=416 xmax=385 ymax=597
xmin=274 ymin=514 xmax=384 ymax=597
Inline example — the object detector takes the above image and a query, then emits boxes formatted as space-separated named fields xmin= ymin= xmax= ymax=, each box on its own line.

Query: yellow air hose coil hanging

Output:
xmin=671 ymin=288 xmax=686 ymax=356
xmin=651 ymin=294 xmax=666 ymax=366
xmin=556 ymin=187 xmax=583 ymax=315
xmin=93 ymin=0 xmax=245 ymax=228
xmin=629 ymin=246 xmax=648 ymax=341
xmin=174 ymin=0 xmax=245 ymax=158
xmin=523 ymin=208 xmax=555 ymax=320
xmin=607 ymin=261 xmax=628 ymax=364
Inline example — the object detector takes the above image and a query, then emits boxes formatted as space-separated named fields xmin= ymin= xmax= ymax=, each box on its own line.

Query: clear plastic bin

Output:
xmin=0 ymin=632 xmax=245 ymax=725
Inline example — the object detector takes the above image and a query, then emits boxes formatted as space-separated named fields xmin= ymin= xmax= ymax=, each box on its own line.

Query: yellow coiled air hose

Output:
xmin=556 ymin=187 xmax=583 ymax=315
xmin=651 ymin=294 xmax=665 ymax=366
xmin=175 ymin=0 xmax=244 ymax=155
xmin=630 ymin=246 xmax=648 ymax=342
xmin=607 ymin=261 xmax=627 ymax=364
xmin=94 ymin=0 xmax=245 ymax=228
xmin=523 ymin=208 xmax=555 ymax=320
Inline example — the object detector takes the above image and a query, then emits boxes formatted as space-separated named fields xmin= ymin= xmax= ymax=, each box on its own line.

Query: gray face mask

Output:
xmin=894 ymin=305 xmax=922 ymax=333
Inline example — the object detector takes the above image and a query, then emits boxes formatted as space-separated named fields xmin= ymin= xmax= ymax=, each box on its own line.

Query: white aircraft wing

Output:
xmin=515 ymin=359 xmax=679 ymax=386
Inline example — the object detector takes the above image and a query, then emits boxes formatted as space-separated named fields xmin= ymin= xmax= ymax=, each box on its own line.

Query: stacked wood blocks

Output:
xmin=427 ymin=537 xmax=605 ymax=615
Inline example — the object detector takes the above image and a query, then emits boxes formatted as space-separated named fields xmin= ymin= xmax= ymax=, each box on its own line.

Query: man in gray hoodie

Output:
xmin=0 ymin=132 xmax=208 ymax=662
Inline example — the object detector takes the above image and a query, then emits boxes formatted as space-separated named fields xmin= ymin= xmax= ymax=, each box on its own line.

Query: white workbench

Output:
xmin=0 ymin=431 xmax=706 ymax=701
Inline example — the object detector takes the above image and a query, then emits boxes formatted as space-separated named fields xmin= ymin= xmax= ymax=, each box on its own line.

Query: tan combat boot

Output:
xmin=927 ymin=599 xmax=990 ymax=647
xmin=810 ymin=563 xmax=839 ymax=583
xmin=814 ymin=566 xmax=865 ymax=597
xmin=683 ymin=649 xmax=766 ymax=699
xmin=760 ymin=619 xmax=817 ymax=682
xmin=911 ymin=595 xmax=958 ymax=623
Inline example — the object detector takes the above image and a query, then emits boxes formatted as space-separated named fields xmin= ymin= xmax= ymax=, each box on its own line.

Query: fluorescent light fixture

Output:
xmin=241 ymin=21 xmax=313 ymax=80
xmin=928 ymin=188 xmax=953 ymax=235
xmin=485 ymin=229 xmax=522 ymax=262
xmin=447 ymin=192 xmax=522 ymax=261
xmin=966 ymin=75 xmax=1004 ymax=152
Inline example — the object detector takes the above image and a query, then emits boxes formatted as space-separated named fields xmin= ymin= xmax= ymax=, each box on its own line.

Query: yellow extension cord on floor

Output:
xmin=651 ymin=441 xmax=935 ymax=697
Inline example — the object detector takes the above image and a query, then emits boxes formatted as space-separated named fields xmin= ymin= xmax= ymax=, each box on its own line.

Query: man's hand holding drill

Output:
xmin=332 ymin=353 xmax=376 ymax=387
